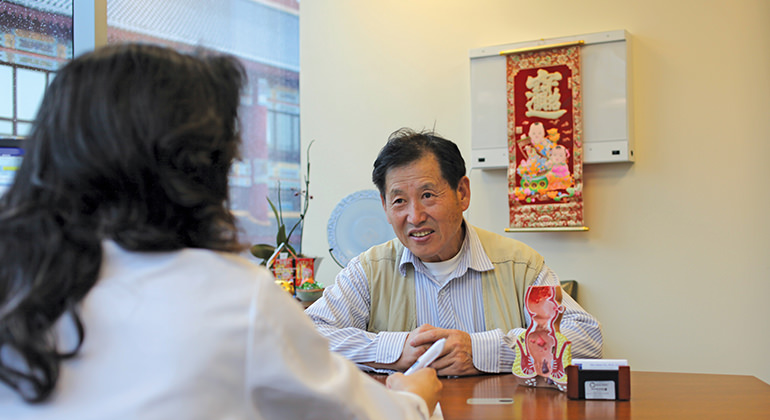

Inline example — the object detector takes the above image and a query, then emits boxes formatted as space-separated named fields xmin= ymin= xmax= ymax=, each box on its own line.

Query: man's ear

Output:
xmin=457 ymin=176 xmax=471 ymax=211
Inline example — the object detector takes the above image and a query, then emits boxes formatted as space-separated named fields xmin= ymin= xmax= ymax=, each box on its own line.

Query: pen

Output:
xmin=404 ymin=338 xmax=446 ymax=375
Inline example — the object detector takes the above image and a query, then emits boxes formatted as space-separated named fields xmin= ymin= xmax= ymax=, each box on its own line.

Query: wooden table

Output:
xmin=372 ymin=371 xmax=770 ymax=419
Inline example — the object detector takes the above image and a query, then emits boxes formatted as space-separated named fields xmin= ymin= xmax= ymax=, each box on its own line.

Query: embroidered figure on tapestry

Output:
xmin=507 ymin=45 xmax=584 ymax=228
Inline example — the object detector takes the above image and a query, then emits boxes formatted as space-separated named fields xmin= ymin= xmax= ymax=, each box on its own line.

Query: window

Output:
xmin=1 ymin=0 xmax=301 ymax=250
xmin=0 ymin=1 xmax=73 ymax=136
xmin=107 ymin=0 xmax=301 ymax=250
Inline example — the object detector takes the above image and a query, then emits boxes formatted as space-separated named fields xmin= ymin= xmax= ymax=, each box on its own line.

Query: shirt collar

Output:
xmin=398 ymin=220 xmax=495 ymax=276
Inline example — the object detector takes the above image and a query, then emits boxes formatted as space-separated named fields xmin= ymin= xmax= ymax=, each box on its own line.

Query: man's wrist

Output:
xmin=375 ymin=331 xmax=410 ymax=364
xmin=469 ymin=330 xmax=503 ymax=373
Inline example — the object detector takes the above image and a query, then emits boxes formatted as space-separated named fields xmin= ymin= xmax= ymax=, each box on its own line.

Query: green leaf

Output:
xmin=250 ymin=243 xmax=276 ymax=260
xmin=276 ymin=224 xmax=287 ymax=246
xmin=267 ymin=197 xmax=282 ymax=226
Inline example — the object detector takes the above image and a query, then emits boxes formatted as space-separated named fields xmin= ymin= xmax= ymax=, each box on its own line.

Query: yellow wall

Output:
xmin=300 ymin=0 xmax=770 ymax=383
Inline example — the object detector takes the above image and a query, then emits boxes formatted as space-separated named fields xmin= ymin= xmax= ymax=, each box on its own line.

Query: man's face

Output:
xmin=381 ymin=153 xmax=470 ymax=262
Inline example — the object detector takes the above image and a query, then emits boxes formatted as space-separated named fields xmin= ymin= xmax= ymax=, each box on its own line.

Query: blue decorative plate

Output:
xmin=327 ymin=189 xmax=395 ymax=267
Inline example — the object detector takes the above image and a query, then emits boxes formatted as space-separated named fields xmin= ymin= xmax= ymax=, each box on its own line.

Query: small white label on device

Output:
xmin=585 ymin=380 xmax=616 ymax=400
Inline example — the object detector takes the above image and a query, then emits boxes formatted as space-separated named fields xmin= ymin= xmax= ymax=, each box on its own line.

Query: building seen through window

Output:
xmin=0 ymin=0 xmax=302 ymax=252
xmin=0 ymin=1 xmax=72 ymax=137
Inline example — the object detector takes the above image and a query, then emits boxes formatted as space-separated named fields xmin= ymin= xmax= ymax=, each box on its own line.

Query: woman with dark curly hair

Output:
xmin=0 ymin=44 xmax=439 ymax=419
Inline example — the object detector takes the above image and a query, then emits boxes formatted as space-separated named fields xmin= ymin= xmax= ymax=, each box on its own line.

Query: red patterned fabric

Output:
xmin=507 ymin=46 xmax=584 ymax=228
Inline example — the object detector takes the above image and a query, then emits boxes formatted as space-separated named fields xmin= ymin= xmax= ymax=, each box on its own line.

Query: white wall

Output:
xmin=300 ymin=0 xmax=770 ymax=383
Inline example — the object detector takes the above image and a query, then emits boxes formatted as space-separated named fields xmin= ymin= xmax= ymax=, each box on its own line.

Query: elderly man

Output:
xmin=306 ymin=128 xmax=603 ymax=376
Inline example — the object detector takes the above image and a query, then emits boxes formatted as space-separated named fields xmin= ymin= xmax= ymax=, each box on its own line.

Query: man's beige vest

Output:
xmin=360 ymin=225 xmax=545 ymax=333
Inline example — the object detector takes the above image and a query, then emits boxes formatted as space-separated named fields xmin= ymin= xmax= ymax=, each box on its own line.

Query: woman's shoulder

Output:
xmin=101 ymin=241 xmax=273 ymax=290
xmin=164 ymin=247 xmax=274 ymax=288
xmin=187 ymin=248 xmax=269 ymax=275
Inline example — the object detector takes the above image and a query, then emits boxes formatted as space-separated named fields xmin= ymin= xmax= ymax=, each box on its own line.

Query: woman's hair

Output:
xmin=0 ymin=43 xmax=247 ymax=402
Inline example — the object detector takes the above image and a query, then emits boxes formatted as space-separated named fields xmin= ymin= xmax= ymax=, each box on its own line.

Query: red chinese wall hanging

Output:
xmin=507 ymin=45 xmax=584 ymax=229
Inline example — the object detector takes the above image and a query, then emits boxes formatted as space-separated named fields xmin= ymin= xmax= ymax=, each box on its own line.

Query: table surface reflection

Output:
xmin=371 ymin=371 xmax=770 ymax=419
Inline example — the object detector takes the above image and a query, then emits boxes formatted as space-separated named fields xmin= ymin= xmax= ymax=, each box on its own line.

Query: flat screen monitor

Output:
xmin=0 ymin=137 xmax=25 ymax=197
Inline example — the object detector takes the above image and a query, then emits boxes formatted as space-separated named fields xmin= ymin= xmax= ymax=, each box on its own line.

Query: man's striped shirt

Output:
xmin=305 ymin=226 xmax=603 ymax=373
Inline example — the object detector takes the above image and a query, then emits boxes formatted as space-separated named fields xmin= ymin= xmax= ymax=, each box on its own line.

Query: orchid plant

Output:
xmin=250 ymin=140 xmax=315 ymax=263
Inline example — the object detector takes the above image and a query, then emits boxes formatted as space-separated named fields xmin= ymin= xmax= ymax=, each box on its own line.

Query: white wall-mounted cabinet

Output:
xmin=469 ymin=30 xmax=634 ymax=169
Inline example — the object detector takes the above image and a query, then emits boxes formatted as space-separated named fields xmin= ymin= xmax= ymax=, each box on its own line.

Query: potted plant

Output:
xmin=251 ymin=140 xmax=322 ymax=295
xmin=250 ymin=140 xmax=314 ymax=263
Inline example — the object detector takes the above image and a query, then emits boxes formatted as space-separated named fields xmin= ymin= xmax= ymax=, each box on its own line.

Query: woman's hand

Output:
xmin=386 ymin=368 xmax=442 ymax=417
